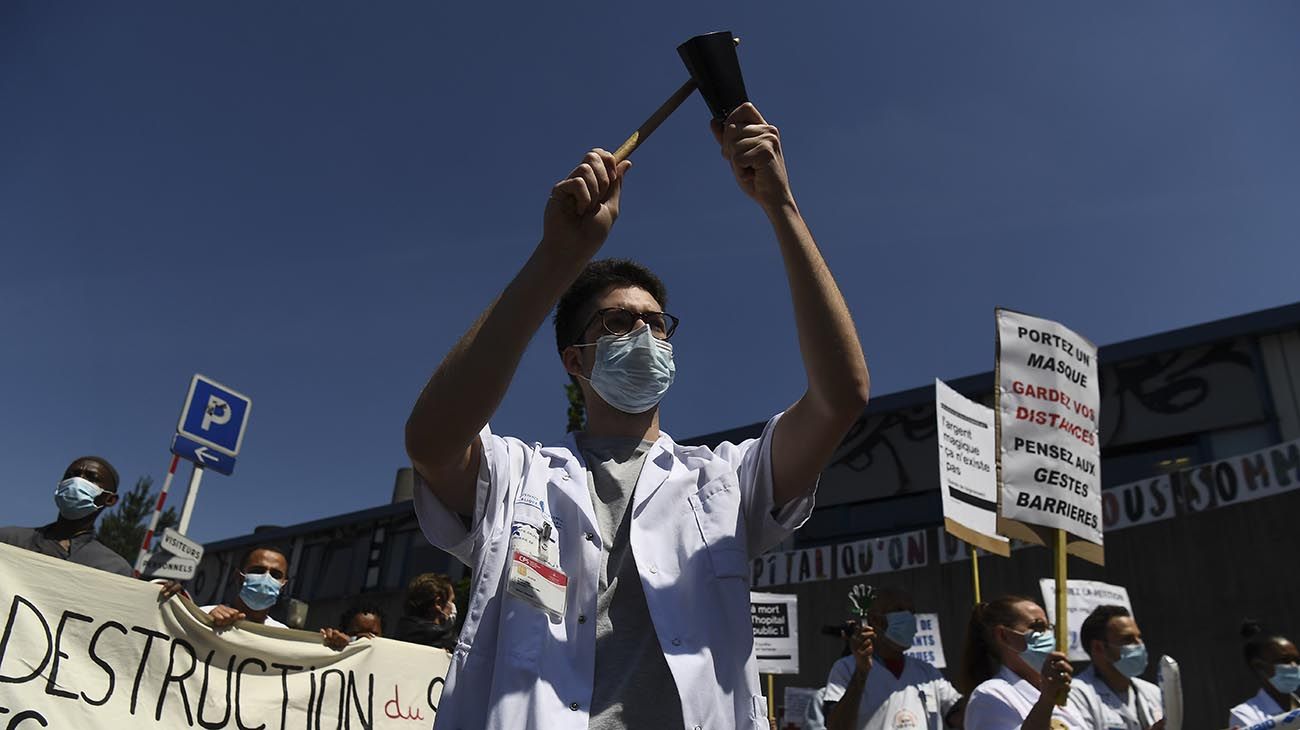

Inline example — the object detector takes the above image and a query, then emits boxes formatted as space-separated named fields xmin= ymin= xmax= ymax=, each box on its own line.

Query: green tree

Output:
xmin=98 ymin=476 xmax=179 ymax=563
xmin=565 ymin=382 xmax=586 ymax=433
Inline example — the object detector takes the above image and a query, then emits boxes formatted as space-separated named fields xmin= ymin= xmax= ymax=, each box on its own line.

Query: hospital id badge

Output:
xmin=507 ymin=550 xmax=567 ymax=621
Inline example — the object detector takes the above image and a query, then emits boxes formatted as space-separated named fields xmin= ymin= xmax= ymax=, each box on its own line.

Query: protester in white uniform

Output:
xmin=1228 ymin=621 xmax=1300 ymax=728
xmin=200 ymin=545 xmax=290 ymax=630
xmin=824 ymin=587 xmax=962 ymax=730
xmin=961 ymin=595 xmax=1086 ymax=730
xmin=404 ymin=102 xmax=870 ymax=730
xmin=1067 ymin=605 xmax=1164 ymax=730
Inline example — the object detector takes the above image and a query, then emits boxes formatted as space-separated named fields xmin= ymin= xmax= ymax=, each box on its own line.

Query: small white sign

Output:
xmin=159 ymin=527 xmax=205 ymax=563
xmin=903 ymin=612 xmax=947 ymax=669
xmin=1039 ymin=579 xmax=1132 ymax=660
xmin=142 ymin=550 xmax=198 ymax=581
xmin=782 ymin=687 xmax=819 ymax=729
xmin=751 ymin=592 xmax=799 ymax=674
xmin=936 ymin=379 xmax=1009 ymax=555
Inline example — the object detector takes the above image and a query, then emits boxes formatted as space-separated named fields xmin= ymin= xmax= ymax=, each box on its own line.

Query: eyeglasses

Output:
xmin=1014 ymin=621 xmax=1054 ymax=634
xmin=242 ymin=566 xmax=287 ymax=581
xmin=579 ymin=307 xmax=680 ymax=342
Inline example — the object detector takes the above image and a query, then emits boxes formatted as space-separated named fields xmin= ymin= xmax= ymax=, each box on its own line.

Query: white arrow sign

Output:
xmin=142 ymin=550 xmax=198 ymax=581
xmin=193 ymin=445 xmax=220 ymax=465
xmin=160 ymin=527 xmax=205 ymax=563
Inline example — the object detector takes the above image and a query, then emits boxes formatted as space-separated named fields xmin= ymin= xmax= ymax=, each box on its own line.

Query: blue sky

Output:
xmin=3 ymin=2 xmax=1299 ymax=543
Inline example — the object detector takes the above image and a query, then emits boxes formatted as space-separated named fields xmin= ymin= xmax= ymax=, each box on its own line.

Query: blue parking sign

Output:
xmin=176 ymin=374 xmax=252 ymax=457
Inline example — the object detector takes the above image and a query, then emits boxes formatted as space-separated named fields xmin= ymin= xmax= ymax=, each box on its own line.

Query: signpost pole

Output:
xmin=134 ymin=454 xmax=181 ymax=577
xmin=766 ymin=674 xmax=775 ymax=722
xmin=177 ymin=462 xmax=206 ymax=535
xmin=1053 ymin=528 xmax=1069 ymax=706
xmin=970 ymin=546 xmax=982 ymax=604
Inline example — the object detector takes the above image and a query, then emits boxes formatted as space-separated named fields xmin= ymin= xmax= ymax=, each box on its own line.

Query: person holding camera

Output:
xmin=824 ymin=587 xmax=962 ymax=730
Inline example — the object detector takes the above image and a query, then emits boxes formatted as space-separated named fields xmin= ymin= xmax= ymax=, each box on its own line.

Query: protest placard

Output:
xmin=936 ymin=379 xmax=1010 ymax=556
xmin=750 ymin=592 xmax=799 ymax=674
xmin=0 ymin=544 xmax=449 ymax=729
xmin=1038 ymin=578 xmax=1132 ymax=660
xmin=996 ymin=308 xmax=1103 ymax=565
xmin=903 ymin=612 xmax=947 ymax=669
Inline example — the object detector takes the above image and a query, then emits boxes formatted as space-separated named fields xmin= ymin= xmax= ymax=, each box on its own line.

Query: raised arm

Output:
xmin=404 ymin=150 xmax=631 ymax=515
xmin=714 ymin=103 xmax=871 ymax=508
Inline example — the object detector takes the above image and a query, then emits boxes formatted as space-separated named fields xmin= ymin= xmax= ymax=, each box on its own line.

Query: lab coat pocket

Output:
xmin=688 ymin=476 xmax=748 ymax=579
xmin=502 ymin=597 xmax=547 ymax=669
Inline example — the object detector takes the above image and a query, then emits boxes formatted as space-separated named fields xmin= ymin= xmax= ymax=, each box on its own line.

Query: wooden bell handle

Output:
xmin=612 ymin=79 xmax=698 ymax=162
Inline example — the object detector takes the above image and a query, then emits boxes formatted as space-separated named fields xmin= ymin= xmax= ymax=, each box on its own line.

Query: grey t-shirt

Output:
xmin=576 ymin=434 xmax=685 ymax=730
xmin=0 ymin=523 xmax=133 ymax=577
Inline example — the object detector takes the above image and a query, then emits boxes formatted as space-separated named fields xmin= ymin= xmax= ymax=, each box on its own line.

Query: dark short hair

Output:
xmin=237 ymin=545 xmax=288 ymax=572
xmin=340 ymin=605 xmax=386 ymax=634
xmin=1242 ymin=619 xmax=1292 ymax=666
xmin=553 ymin=259 xmax=668 ymax=352
xmin=64 ymin=456 xmax=120 ymax=492
xmin=1081 ymin=605 xmax=1131 ymax=656
xmin=406 ymin=573 xmax=454 ymax=616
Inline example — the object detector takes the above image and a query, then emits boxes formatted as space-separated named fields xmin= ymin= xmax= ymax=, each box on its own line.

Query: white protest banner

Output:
xmin=903 ymin=612 xmax=947 ymax=669
xmin=1038 ymin=578 xmax=1132 ymax=660
xmin=1239 ymin=710 xmax=1300 ymax=730
xmin=0 ymin=544 xmax=450 ymax=729
xmin=834 ymin=529 xmax=929 ymax=580
xmin=1101 ymin=476 xmax=1177 ymax=532
xmin=936 ymin=379 xmax=1010 ymax=556
xmin=1171 ymin=438 xmax=1300 ymax=514
xmin=750 ymin=592 xmax=799 ymax=674
xmin=996 ymin=309 xmax=1103 ymax=564
xmin=750 ymin=545 xmax=835 ymax=588
xmin=750 ymin=530 xmax=930 ymax=588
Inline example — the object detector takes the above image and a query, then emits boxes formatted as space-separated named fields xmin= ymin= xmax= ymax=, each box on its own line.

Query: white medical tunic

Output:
xmin=1229 ymin=688 xmax=1299 ymax=728
xmin=1066 ymin=666 xmax=1162 ymax=730
xmin=413 ymin=414 xmax=815 ymax=730
xmin=823 ymin=654 xmax=962 ymax=729
xmin=966 ymin=666 xmax=1088 ymax=730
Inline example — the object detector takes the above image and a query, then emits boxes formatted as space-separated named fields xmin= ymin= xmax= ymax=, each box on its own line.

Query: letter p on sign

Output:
xmin=202 ymin=395 xmax=231 ymax=431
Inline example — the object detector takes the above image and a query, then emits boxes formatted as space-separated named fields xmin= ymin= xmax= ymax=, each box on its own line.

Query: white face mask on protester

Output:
xmin=575 ymin=324 xmax=676 ymax=414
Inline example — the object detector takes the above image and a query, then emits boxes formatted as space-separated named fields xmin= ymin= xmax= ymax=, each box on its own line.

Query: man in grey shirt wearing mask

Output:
xmin=405 ymin=102 xmax=871 ymax=729
xmin=0 ymin=456 xmax=132 ymax=577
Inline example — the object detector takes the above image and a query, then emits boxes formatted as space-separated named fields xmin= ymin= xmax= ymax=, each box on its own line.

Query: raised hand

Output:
xmin=711 ymin=103 xmax=792 ymax=210
xmin=542 ymin=148 xmax=632 ymax=254
xmin=850 ymin=622 xmax=876 ymax=673
xmin=1039 ymin=651 xmax=1073 ymax=698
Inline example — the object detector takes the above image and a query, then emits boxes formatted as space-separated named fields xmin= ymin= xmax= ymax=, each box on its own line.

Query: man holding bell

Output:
xmin=405 ymin=99 xmax=870 ymax=729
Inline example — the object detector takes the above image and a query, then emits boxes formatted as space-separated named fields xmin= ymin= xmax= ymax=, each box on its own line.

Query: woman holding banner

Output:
xmin=960 ymin=595 xmax=1086 ymax=730
xmin=1228 ymin=621 xmax=1300 ymax=728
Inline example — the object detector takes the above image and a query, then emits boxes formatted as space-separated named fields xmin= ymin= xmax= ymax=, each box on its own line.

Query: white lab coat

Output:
xmin=1066 ymin=665 xmax=1163 ymax=730
xmin=413 ymin=414 xmax=815 ymax=730
xmin=824 ymin=654 xmax=962 ymax=729
xmin=1229 ymin=688 xmax=1300 ymax=728
xmin=966 ymin=665 xmax=1088 ymax=730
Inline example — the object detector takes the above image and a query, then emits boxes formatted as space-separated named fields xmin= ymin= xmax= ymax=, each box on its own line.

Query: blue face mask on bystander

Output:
xmin=54 ymin=477 xmax=104 ymax=520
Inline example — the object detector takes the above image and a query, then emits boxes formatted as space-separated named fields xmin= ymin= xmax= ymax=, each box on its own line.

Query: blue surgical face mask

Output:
xmin=884 ymin=611 xmax=918 ymax=649
xmin=1270 ymin=664 xmax=1300 ymax=695
xmin=239 ymin=572 xmax=283 ymax=612
xmin=1013 ymin=628 xmax=1057 ymax=671
xmin=1111 ymin=642 xmax=1148 ymax=678
xmin=54 ymin=477 xmax=105 ymax=520
xmin=578 ymin=324 xmax=675 ymax=415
